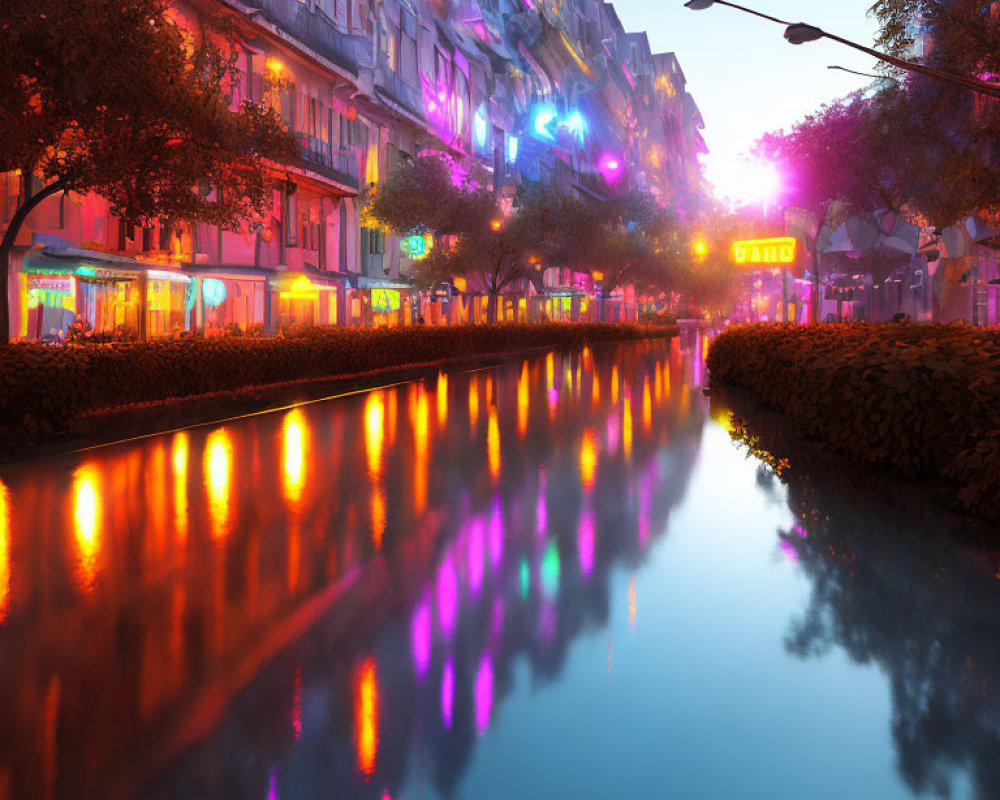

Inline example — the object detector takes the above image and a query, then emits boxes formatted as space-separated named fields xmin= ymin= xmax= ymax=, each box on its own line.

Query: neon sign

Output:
xmin=401 ymin=232 xmax=434 ymax=260
xmin=529 ymin=104 xmax=587 ymax=144
xmin=732 ymin=237 xmax=797 ymax=266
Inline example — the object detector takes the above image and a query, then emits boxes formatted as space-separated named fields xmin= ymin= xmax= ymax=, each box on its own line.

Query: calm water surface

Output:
xmin=0 ymin=337 xmax=997 ymax=800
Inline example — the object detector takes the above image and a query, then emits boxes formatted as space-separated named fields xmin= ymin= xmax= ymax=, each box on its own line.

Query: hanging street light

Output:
xmin=683 ymin=0 xmax=1000 ymax=99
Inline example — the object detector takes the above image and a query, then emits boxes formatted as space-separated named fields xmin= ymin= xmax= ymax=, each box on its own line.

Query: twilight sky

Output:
xmin=612 ymin=0 xmax=881 ymax=202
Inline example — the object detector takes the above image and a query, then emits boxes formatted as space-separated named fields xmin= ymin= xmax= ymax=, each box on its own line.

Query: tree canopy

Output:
xmin=0 ymin=0 xmax=297 ymax=340
xmin=366 ymin=154 xmax=690 ymax=319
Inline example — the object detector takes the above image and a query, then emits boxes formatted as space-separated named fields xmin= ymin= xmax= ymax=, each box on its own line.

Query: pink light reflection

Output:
xmin=411 ymin=595 xmax=432 ymax=680
xmin=475 ymin=654 xmax=494 ymax=733
xmin=780 ymin=539 xmax=799 ymax=563
xmin=489 ymin=496 xmax=503 ymax=571
xmin=468 ymin=516 xmax=485 ymax=596
xmin=441 ymin=657 xmax=455 ymax=730
xmin=437 ymin=553 xmax=458 ymax=638
xmin=578 ymin=505 xmax=595 ymax=579
xmin=491 ymin=597 xmax=503 ymax=641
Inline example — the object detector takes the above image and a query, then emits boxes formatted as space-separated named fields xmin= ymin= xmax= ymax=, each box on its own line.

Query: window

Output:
xmin=385 ymin=24 xmax=398 ymax=71
xmin=400 ymin=9 xmax=417 ymax=84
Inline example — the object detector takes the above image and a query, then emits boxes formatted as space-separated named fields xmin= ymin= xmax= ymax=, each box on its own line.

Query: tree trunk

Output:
xmin=0 ymin=179 xmax=67 ymax=344
xmin=486 ymin=291 xmax=498 ymax=324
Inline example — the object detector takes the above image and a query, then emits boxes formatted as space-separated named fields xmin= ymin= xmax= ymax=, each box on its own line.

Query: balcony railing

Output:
xmin=239 ymin=0 xmax=365 ymax=75
xmin=299 ymin=136 xmax=361 ymax=190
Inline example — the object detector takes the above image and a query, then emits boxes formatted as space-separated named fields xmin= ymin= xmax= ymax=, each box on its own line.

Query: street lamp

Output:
xmin=683 ymin=0 xmax=1000 ymax=99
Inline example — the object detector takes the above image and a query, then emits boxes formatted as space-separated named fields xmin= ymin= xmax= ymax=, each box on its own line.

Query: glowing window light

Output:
xmin=474 ymin=107 xmax=489 ymax=150
xmin=468 ymin=516 xmax=486 ymax=596
xmin=732 ymin=237 xmax=797 ymax=266
xmin=171 ymin=432 xmax=189 ymax=543
xmin=202 ymin=278 xmax=227 ymax=308
xmin=487 ymin=408 xmax=500 ymax=483
xmin=579 ymin=428 xmax=598 ymax=492
xmin=506 ymin=135 xmax=518 ymax=164
xmin=355 ymin=657 xmax=379 ymax=777
xmin=441 ymin=657 xmax=455 ymax=730
xmin=519 ymin=557 xmax=530 ymax=599
xmin=280 ymin=275 xmax=318 ymax=300
xmin=517 ymin=362 xmax=529 ymax=437
xmin=204 ymin=429 xmax=233 ymax=542
xmin=365 ymin=392 xmax=384 ymax=479
xmin=578 ymin=505 xmax=595 ymax=579
xmin=411 ymin=595 xmax=432 ymax=680
xmin=475 ymin=654 xmax=494 ymax=733
xmin=541 ymin=541 xmax=560 ymax=598
xmin=282 ymin=408 xmax=307 ymax=509
xmin=531 ymin=105 xmax=558 ymax=141
xmin=265 ymin=57 xmax=285 ymax=75
xmin=561 ymin=110 xmax=587 ymax=142
xmin=693 ymin=236 xmax=709 ymax=261
xmin=437 ymin=552 xmax=458 ymax=637
xmin=72 ymin=463 xmax=102 ymax=592
xmin=488 ymin=495 xmax=503 ymax=571
xmin=0 ymin=478 xmax=10 ymax=623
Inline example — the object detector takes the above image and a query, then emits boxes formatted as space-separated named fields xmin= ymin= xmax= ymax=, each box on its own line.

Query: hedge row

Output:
xmin=706 ymin=323 xmax=1000 ymax=522
xmin=0 ymin=323 xmax=675 ymax=447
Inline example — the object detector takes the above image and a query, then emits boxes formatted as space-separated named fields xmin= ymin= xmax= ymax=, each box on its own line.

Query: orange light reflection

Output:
xmin=282 ymin=408 xmax=307 ymax=509
xmin=469 ymin=375 xmax=479 ymax=431
xmin=642 ymin=377 xmax=652 ymax=434
xmin=412 ymin=386 xmax=430 ymax=513
xmin=611 ymin=365 xmax=619 ymax=405
xmin=171 ymin=432 xmax=189 ymax=544
xmin=72 ymin=463 xmax=102 ymax=592
xmin=623 ymin=390 xmax=633 ymax=462
xmin=488 ymin=407 xmax=501 ymax=483
xmin=580 ymin=429 xmax=598 ymax=492
xmin=517 ymin=362 xmax=529 ymax=437
xmin=437 ymin=371 xmax=448 ymax=427
xmin=0 ymin=478 xmax=10 ymax=623
xmin=365 ymin=392 xmax=385 ymax=479
xmin=204 ymin=429 xmax=233 ymax=541
xmin=355 ymin=657 xmax=379 ymax=777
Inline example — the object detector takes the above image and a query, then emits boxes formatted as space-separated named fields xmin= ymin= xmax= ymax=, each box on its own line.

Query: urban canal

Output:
xmin=0 ymin=336 xmax=996 ymax=800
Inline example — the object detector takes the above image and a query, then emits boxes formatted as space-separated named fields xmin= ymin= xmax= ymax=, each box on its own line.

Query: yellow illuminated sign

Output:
xmin=733 ymin=237 xmax=797 ymax=266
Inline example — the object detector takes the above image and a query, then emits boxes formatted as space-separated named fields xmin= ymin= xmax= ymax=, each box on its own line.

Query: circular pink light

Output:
xmin=607 ymin=160 xmax=619 ymax=170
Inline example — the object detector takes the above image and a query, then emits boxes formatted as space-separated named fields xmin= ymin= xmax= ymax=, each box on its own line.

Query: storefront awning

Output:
xmin=23 ymin=247 xmax=190 ymax=282
xmin=353 ymin=276 xmax=414 ymax=290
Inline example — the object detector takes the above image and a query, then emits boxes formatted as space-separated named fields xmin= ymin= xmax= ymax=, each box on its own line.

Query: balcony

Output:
xmin=239 ymin=0 xmax=366 ymax=76
xmin=374 ymin=65 xmax=424 ymax=119
xmin=298 ymin=135 xmax=361 ymax=191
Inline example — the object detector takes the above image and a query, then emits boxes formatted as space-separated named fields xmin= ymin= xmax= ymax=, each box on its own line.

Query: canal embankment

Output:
xmin=0 ymin=322 xmax=676 ymax=456
xmin=707 ymin=323 xmax=1000 ymax=526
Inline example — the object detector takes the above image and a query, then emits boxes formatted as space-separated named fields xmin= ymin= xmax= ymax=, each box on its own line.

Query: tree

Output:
xmin=868 ymin=0 xmax=1000 ymax=229
xmin=756 ymin=92 xmax=907 ymax=320
xmin=0 ymin=0 xmax=297 ymax=342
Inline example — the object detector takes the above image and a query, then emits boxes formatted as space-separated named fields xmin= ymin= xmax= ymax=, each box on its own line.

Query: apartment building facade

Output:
xmin=4 ymin=0 xmax=707 ymax=340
